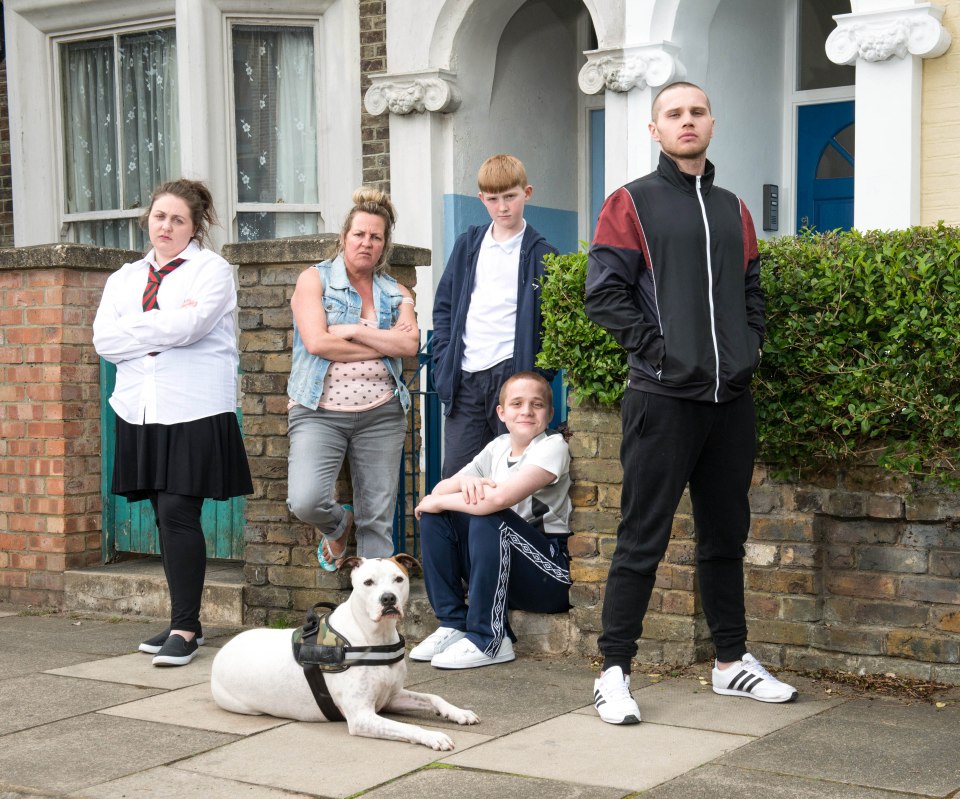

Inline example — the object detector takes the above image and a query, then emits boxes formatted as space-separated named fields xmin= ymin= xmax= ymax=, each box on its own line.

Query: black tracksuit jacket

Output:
xmin=585 ymin=152 xmax=765 ymax=404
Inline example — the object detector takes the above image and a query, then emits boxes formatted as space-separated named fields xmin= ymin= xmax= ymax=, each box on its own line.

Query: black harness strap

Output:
xmin=291 ymin=601 xmax=406 ymax=723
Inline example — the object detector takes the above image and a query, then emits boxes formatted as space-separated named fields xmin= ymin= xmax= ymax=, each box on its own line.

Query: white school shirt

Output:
xmin=459 ymin=431 xmax=571 ymax=536
xmin=92 ymin=241 xmax=240 ymax=425
xmin=460 ymin=222 xmax=524 ymax=372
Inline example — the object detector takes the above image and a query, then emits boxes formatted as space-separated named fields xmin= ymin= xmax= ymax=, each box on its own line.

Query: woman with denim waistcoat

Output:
xmin=286 ymin=188 xmax=419 ymax=569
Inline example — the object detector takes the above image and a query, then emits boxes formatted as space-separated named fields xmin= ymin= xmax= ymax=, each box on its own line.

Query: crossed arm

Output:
xmin=414 ymin=464 xmax=557 ymax=519
xmin=93 ymin=258 xmax=235 ymax=363
xmin=290 ymin=267 xmax=419 ymax=361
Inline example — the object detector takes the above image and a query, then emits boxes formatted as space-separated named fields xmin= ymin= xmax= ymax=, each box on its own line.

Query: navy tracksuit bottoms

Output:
xmin=419 ymin=507 xmax=571 ymax=656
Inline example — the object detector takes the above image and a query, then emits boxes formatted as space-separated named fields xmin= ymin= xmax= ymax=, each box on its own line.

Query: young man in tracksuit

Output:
xmin=585 ymin=82 xmax=797 ymax=725
xmin=432 ymin=154 xmax=558 ymax=478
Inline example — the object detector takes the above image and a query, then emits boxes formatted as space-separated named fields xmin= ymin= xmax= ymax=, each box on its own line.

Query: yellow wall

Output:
xmin=922 ymin=0 xmax=960 ymax=225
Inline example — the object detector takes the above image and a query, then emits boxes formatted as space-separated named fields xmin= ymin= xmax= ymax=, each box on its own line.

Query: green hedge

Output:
xmin=537 ymin=225 xmax=960 ymax=481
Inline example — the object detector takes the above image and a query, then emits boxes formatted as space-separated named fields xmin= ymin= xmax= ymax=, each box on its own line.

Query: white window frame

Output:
xmin=225 ymin=16 xmax=327 ymax=241
xmin=576 ymin=8 xmax=604 ymax=245
xmin=781 ymin=0 xmax=855 ymax=236
xmin=54 ymin=19 xmax=178 ymax=249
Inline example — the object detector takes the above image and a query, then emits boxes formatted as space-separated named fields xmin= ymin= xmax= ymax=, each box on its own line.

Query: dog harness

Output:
xmin=291 ymin=601 xmax=406 ymax=722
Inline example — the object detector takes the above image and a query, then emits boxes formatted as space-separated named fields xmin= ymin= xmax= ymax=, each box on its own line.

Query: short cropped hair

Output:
xmin=651 ymin=81 xmax=712 ymax=120
xmin=498 ymin=371 xmax=553 ymax=407
xmin=477 ymin=154 xmax=529 ymax=194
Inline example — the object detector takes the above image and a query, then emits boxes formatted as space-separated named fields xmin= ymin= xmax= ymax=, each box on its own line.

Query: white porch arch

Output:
xmin=369 ymin=0 xmax=696 ymax=266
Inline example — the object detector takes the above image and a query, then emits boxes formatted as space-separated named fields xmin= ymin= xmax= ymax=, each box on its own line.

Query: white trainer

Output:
xmin=409 ymin=627 xmax=466 ymax=662
xmin=593 ymin=666 xmax=641 ymax=724
xmin=712 ymin=653 xmax=798 ymax=703
xmin=430 ymin=636 xmax=515 ymax=669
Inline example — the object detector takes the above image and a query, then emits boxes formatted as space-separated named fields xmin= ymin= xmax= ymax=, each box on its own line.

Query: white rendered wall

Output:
xmin=450 ymin=0 xmax=580 ymax=211
xmin=703 ymin=0 xmax=786 ymax=237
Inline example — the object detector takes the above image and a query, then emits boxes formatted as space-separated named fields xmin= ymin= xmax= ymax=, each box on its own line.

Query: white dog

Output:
xmin=211 ymin=555 xmax=479 ymax=750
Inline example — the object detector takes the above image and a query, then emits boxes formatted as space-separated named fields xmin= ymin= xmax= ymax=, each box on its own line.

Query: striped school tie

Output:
xmin=142 ymin=258 xmax=186 ymax=311
xmin=142 ymin=257 xmax=186 ymax=356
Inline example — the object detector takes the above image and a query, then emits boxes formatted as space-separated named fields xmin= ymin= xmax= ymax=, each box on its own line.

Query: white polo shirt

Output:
xmin=92 ymin=241 xmax=240 ymax=425
xmin=460 ymin=222 xmax=524 ymax=373
xmin=460 ymin=431 xmax=571 ymax=536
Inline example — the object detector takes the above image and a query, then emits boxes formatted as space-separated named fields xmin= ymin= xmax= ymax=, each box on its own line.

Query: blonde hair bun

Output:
xmin=339 ymin=186 xmax=398 ymax=273
xmin=351 ymin=187 xmax=397 ymax=227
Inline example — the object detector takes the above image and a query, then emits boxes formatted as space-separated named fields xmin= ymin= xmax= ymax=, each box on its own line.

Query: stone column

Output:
xmin=364 ymin=70 xmax=461 ymax=284
xmin=826 ymin=1 xmax=951 ymax=229
xmin=578 ymin=43 xmax=686 ymax=194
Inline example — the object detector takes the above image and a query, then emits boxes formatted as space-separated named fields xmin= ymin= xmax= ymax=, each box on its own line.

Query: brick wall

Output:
xmin=0 ymin=244 xmax=138 ymax=605
xmin=223 ymin=236 xmax=429 ymax=626
xmin=0 ymin=59 xmax=14 ymax=246
xmin=921 ymin=0 xmax=960 ymax=225
xmin=567 ymin=400 xmax=960 ymax=682
xmin=359 ymin=0 xmax=390 ymax=192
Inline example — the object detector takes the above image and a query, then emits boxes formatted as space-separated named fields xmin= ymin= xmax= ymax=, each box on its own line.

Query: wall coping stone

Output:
xmin=223 ymin=235 xmax=431 ymax=267
xmin=0 ymin=243 xmax=141 ymax=270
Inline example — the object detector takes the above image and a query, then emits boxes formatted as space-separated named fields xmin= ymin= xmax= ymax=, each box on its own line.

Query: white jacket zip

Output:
xmin=695 ymin=175 xmax=721 ymax=403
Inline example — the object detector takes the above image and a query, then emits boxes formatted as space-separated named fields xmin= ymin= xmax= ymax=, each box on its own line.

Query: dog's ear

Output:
xmin=339 ymin=556 xmax=363 ymax=572
xmin=392 ymin=553 xmax=421 ymax=575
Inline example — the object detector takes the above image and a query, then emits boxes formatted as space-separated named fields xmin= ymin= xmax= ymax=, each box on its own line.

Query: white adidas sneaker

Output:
xmin=712 ymin=653 xmax=798 ymax=703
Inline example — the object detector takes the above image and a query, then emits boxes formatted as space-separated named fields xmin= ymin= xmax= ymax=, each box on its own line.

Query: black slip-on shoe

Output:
xmin=139 ymin=627 xmax=205 ymax=654
xmin=152 ymin=634 xmax=200 ymax=666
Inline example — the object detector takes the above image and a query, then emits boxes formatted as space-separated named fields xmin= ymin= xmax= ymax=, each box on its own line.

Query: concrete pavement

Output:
xmin=1 ymin=605 xmax=958 ymax=799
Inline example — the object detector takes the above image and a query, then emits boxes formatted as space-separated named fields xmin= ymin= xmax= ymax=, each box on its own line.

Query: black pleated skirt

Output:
xmin=112 ymin=412 xmax=254 ymax=502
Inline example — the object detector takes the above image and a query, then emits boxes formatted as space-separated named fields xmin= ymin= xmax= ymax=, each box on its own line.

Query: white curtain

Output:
xmin=62 ymin=38 xmax=118 ymax=215
xmin=120 ymin=29 xmax=181 ymax=209
xmin=234 ymin=25 xmax=319 ymax=241
xmin=61 ymin=28 xmax=179 ymax=247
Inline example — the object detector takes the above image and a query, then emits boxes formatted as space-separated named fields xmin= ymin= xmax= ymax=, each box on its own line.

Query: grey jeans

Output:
xmin=287 ymin=398 xmax=407 ymax=558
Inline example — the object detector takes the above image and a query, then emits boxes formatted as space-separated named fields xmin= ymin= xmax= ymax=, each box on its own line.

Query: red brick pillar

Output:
xmin=0 ymin=244 xmax=139 ymax=606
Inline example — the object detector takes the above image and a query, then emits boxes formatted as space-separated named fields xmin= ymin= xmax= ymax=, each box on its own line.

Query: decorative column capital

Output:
xmin=578 ymin=42 xmax=685 ymax=95
xmin=364 ymin=70 xmax=462 ymax=116
xmin=826 ymin=3 xmax=951 ymax=65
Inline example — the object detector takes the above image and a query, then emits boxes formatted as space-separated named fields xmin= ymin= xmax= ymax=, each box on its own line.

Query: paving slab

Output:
xmin=46 ymin=647 xmax=219 ymax=689
xmin=570 ymin=675 xmax=842 ymax=736
xmin=0 ymin=614 xmax=150 ymax=657
xmin=99 ymin=682 xmax=290 ymax=736
xmin=638 ymin=764 xmax=923 ymax=799
xmin=67 ymin=766 xmax=318 ymax=799
xmin=359 ymin=763 xmax=627 ymax=799
xmin=173 ymin=718 xmax=491 ymax=798
xmin=0 ymin=713 xmax=238 ymax=795
xmin=0 ymin=673 xmax=161 ymax=735
xmin=718 ymin=697 xmax=960 ymax=796
xmin=446 ymin=712 xmax=752 ymax=792
xmin=400 ymin=654 xmax=632 ymax=736
xmin=0 ymin=639 xmax=108 ymax=680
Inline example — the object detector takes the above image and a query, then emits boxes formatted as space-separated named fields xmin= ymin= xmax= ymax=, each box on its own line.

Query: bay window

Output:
xmin=231 ymin=24 xmax=322 ymax=242
xmin=59 ymin=27 xmax=180 ymax=248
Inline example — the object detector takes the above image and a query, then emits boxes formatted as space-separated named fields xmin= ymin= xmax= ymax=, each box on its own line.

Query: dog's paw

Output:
xmin=451 ymin=708 xmax=480 ymax=725
xmin=422 ymin=730 xmax=456 ymax=751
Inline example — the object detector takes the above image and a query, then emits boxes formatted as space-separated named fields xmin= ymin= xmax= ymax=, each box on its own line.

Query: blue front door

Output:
xmin=796 ymin=101 xmax=855 ymax=231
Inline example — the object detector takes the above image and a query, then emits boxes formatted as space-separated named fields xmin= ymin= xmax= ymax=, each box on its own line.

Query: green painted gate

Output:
xmin=99 ymin=360 xmax=247 ymax=560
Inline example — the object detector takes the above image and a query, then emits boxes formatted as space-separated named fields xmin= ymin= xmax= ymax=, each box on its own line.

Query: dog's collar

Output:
xmin=291 ymin=601 xmax=406 ymax=723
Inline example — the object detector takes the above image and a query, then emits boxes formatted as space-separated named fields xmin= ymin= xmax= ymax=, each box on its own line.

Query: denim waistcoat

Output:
xmin=288 ymin=255 xmax=411 ymax=412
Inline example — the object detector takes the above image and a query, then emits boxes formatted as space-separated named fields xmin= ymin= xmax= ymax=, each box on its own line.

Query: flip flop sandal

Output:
xmin=317 ymin=504 xmax=352 ymax=572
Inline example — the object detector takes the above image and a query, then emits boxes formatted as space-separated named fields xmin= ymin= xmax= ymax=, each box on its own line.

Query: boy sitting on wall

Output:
xmin=412 ymin=372 xmax=571 ymax=669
